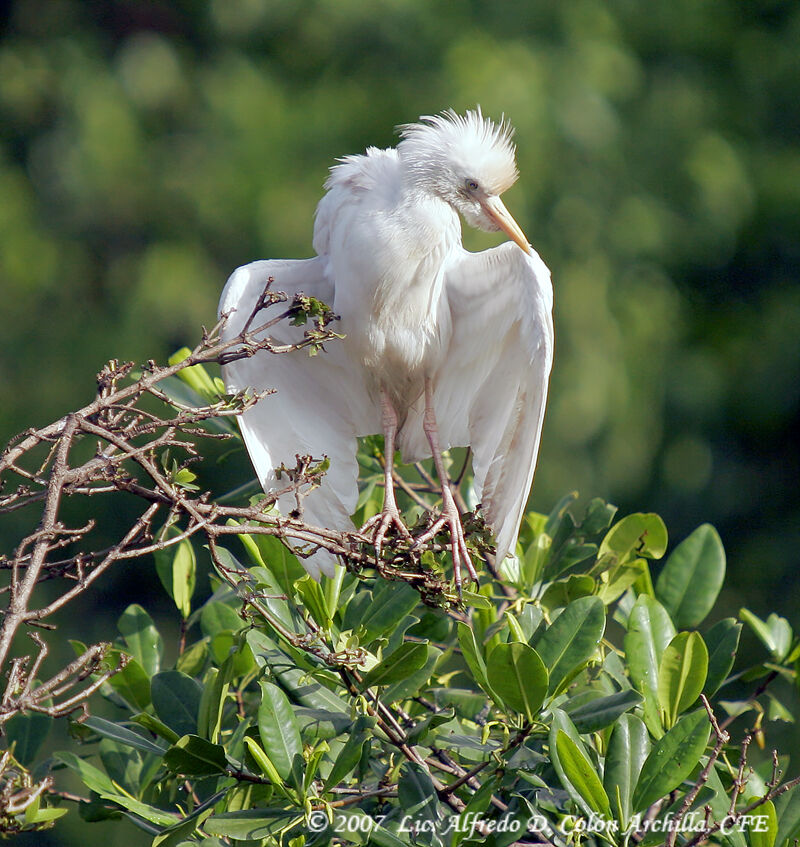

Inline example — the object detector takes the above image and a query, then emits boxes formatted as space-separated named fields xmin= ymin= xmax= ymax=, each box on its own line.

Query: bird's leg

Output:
xmin=361 ymin=389 xmax=411 ymax=558
xmin=414 ymin=377 xmax=479 ymax=593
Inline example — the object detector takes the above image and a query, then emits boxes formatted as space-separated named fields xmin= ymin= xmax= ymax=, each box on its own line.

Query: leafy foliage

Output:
xmin=10 ymin=432 xmax=793 ymax=843
xmin=0 ymin=336 xmax=797 ymax=845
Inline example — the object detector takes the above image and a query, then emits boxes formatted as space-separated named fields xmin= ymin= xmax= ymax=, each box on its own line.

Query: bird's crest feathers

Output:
xmin=397 ymin=107 xmax=519 ymax=196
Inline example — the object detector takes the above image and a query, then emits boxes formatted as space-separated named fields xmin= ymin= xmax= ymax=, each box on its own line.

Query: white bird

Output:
xmin=219 ymin=108 xmax=553 ymax=587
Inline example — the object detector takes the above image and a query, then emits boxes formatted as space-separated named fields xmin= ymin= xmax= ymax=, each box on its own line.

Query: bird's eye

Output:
xmin=465 ymin=178 xmax=479 ymax=192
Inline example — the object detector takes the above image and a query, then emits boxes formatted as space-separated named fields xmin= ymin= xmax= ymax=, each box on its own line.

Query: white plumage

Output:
xmin=219 ymin=109 xmax=554 ymax=582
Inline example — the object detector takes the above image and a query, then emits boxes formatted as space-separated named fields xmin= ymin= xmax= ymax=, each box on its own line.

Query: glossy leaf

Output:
xmin=599 ymin=513 xmax=668 ymax=562
xmin=398 ymin=763 xmax=441 ymax=835
xmin=740 ymin=609 xmax=793 ymax=661
xmin=83 ymin=716 xmax=167 ymax=756
xmin=703 ymin=617 xmax=742 ymax=695
xmin=603 ymin=713 xmax=650 ymax=827
xmin=359 ymin=642 xmax=428 ymax=689
xmin=382 ymin=645 xmax=441 ymax=704
xmin=624 ymin=595 xmax=676 ymax=736
xmin=257 ymin=680 xmax=302 ymax=781
xmin=155 ymin=537 xmax=196 ymax=619
xmin=107 ymin=652 xmax=152 ymax=712
xmin=163 ymin=734 xmax=228 ymax=776
xmin=203 ymin=809 xmax=300 ymax=840
xmin=549 ymin=709 xmax=600 ymax=817
xmin=294 ymin=575 xmax=331 ymax=629
xmin=151 ymin=670 xmax=202 ymax=737
xmin=775 ymin=783 xmax=800 ymax=847
xmin=324 ymin=715 xmax=374 ymax=789
xmin=564 ymin=688 xmax=644 ymax=733
xmin=486 ymin=641 xmax=549 ymax=722
xmin=656 ymin=524 xmax=725 ymax=628
xmin=658 ymin=631 xmax=709 ymax=726
xmin=631 ymin=710 xmax=710 ymax=813
xmin=748 ymin=799 xmax=777 ymax=847
xmin=457 ymin=622 xmax=498 ymax=703
xmin=251 ymin=533 xmax=306 ymax=595
xmin=117 ymin=604 xmax=163 ymax=676
xmin=555 ymin=730 xmax=611 ymax=817
xmin=355 ymin=580 xmax=420 ymax=646
xmin=534 ymin=596 xmax=605 ymax=695
xmin=246 ymin=632 xmax=351 ymax=714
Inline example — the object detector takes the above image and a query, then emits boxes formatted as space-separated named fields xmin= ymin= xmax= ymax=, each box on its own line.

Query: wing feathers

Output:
xmin=219 ymin=258 xmax=375 ymax=578
xmin=436 ymin=244 xmax=554 ymax=563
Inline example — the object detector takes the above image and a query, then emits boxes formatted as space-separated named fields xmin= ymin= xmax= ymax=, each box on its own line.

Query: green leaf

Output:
xmin=257 ymin=681 xmax=302 ymax=781
xmin=107 ymin=652 xmax=151 ymax=711
xmin=740 ymin=609 xmax=793 ymax=660
xmin=539 ymin=574 xmax=596 ymax=610
xmin=596 ymin=559 xmax=649 ymax=605
xmin=163 ymin=734 xmax=228 ymax=776
xmin=704 ymin=764 xmax=747 ymax=847
xmin=599 ymin=513 xmax=668 ymax=562
xmin=382 ymin=644 xmax=441 ymax=704
xmin=564 ymin=689 xmax=644 ymax=733
xmin=6 ymin=710 xmax=53 ymax=766
xmin=655 ymin=524 xmax=725 ymax=628
xmin=198 ymin=661 xmax=232 ymax=744
xmin=246 ymin=632 xmax=351 ymax=714
xmin=54 ymin=750 xmax=118 ymax=795
xmin=152 ymin=808 xmax=214 ymax=847
xmin=658 ymin=631 xmax=709 ymax=726
xmin=624 ymin=594 xmax=676 ymax=736
xmin=323 ymin=714 xmax=374 ymax=789
xmin=360 ymin=642 xmax=428 ymax=689
xmin=457 ymin=622 xmax=499 ymax=702
xmin=295 ymin=707 xmax=352 ymax=741
xmin=131 ymin=712 xmax=179 ymax=744
xmin=603 ymin=713 xmax=650 ymax=828
xmin=294 ymin=575 xmax=332 ymax=629
xmin=355 ymin=580 xmax=420 ymax=646
xmin=168 ymin=347 xmax=221 ymax=401
xmin=251 ymin=534 xmax=306 ymax=596
xmin=151 ymin=670 xmax=202 ymax=737
xmin=155 ymin=537 xmax=196 ymax=619
xmin=405 ymin=708 xmax=455 ymax=746
xmin=631 ymin=710 xmax=710 ymax=813
xmin=748 ymin=799 xmax=777 ymax=847
xmin=549 ymin=709 xmax=599 ymax=817
xmin=99 ymin=738 xmax=141 ymax=794
xmin=775 ymin=782 xmax=800 ymax=847
xmin=534 ymin=596 xmax=605 ymax=696
xmin=398 ymin=763 xmax=441 ymax=834
xmin=118 ymin=604 xmax=163 ymax=676
xmin=486 ymin=642 xmax=548 ymax=722
xmin=200 ymin=599 xmax=244 ymax=638
xmin=703 ymin=618 xmax=742 ymax=696
xmin=555 ymin=730 xmax=611 ymax=817
xmin=200 ymin=809 xmax=299 ymax=840
xmin=324 ymin=809 xmax=411 ymax=847
xmin=82 ymin=716 xmax=167 ymax=756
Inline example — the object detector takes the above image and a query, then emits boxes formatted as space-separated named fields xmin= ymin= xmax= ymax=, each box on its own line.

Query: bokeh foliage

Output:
xmin=1 ymin=0 xmax=798 ymax=620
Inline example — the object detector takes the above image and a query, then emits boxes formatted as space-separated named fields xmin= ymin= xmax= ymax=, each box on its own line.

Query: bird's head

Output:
xmin=397 ymin=108 xmax=531 ymax=253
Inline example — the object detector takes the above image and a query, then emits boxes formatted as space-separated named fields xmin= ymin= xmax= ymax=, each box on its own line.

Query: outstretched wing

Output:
xmin=219 ymin=258 xmax=378 ymax=579
xmin=400 ymin=242 xmax=554 ymax=565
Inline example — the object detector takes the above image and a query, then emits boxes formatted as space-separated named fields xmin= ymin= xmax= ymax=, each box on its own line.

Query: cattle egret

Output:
xmin=219 ymin=108 xmax=553 ymax=588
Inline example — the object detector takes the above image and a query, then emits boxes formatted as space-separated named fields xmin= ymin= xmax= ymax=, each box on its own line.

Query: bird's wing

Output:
xmin=219 ymin=258 xmax=378 ymax=579
xmin=400 ymin=242 xmax=554 ymax=564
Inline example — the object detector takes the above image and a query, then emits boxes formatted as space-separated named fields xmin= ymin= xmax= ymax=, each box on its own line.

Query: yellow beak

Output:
xmin=481 ymin=195 xmax=532 ymax=254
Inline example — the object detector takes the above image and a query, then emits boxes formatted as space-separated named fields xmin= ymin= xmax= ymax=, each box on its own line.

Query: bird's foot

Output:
xmin=361 ymin=506 xmax=412 ymax=560
xmin=414 ymin=490 xmax=479 ymax=596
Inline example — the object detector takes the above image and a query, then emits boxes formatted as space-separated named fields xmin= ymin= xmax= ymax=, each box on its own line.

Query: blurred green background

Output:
xmin=1 ymin=1 xmax=799 ymax=840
